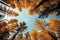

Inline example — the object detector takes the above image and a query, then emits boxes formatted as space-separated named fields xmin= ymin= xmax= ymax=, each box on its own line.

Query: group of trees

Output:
xmin=0 ymin=0 xmax=18 ymax=18
xmin=0 ymin=0 xmax=60 ymax=40
xmin=34 ymin=19 xmax=60 ymax=40
xmin=0 ymin=19 xmax=28 ymax=40
xmin=0 ymin=18 xmax=60 ymax=40
xmin=1 ymin=0 xmax=60 ymax=18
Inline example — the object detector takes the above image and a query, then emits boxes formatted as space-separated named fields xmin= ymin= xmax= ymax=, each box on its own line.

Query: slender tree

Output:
xmin=10 ymin=22 xmax=27 ymax=40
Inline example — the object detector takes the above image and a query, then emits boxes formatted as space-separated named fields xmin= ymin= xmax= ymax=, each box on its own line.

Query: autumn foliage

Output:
xmin=49 ymin=19 xmax=60 ymax=31
xmin=30 ymin=29 xmax=38 ymax=40
xmin=34 ymin=18 xmax=60 ymax=40
xmin=2 ymin=0 xmax=60 ymax=16
xmin=0 ymin=0 xmax=60 ymax=40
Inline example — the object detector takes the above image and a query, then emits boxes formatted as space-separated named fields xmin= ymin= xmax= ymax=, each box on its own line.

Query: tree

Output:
xmin=25 ymin=32 xmax=31 ymax=40
xmin=48 ymin=19 xmax=60 ymax=40
xmin=10 ymin=21 xmax=27 ymax=40
xmin=33 ymin=0 xmax=60 ymax=18
xmin=34 ymin=18 xmax=60 ymax=40
xmin=0 ymin=0 xmax=19 ymax=16
xmin=0 ymin=19 xmax=18 ymax=40
xmin=34 ymin=19 xmax=48 ymax=30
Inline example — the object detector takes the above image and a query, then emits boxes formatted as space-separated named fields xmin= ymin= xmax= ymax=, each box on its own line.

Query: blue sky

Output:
xmin=17 ymin=9 xmax=39 ymax=32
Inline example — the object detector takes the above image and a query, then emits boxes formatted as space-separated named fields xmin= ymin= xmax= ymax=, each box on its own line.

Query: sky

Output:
xmin=17 ymin=9 xmax=39 ymax=32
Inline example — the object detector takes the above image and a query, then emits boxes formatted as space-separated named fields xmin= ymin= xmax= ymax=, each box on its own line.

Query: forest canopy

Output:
xmin=0 ymin=0 xmax=60 ymax=40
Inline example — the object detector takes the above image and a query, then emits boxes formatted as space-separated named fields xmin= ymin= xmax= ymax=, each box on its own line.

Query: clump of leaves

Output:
xmin=34 ymin=18 xmax=60 ymax=40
